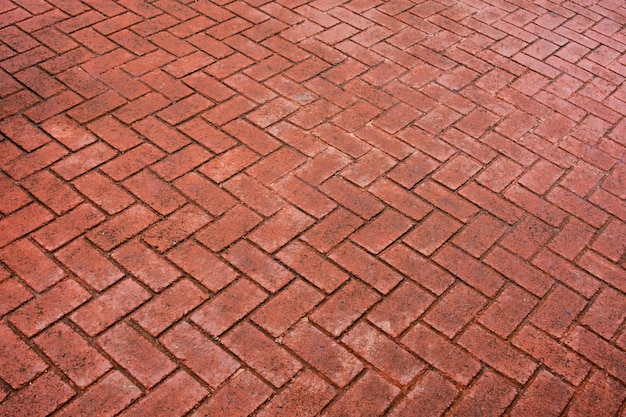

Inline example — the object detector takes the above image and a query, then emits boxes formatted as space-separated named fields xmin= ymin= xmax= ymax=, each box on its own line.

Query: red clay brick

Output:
xmin=447 ymin=370 xmax=518 ymax=417
xmin=512 ymin=324 xmax=591 ymax=385
xmin=256 ymin=369 xmax=337 ymax=417
xmin=276 ymin=241 xmax=349 ymax=293
xmin=142 ymin=204 xmax=211 ymax=252
xmin=223 ymin=240 xmax=293 ymax=292
xmin=112 ymin=240 xmax=180 ymax=291
xmin=71 ymin=171 xmax=134 ymax=215
xmin=191 ymin=278 xmax=267 ymax=336
xmin=14 ymin=67 xmax=64 ymax=99
xmin=54 ymin=238 xmax=123 ymax=291
xmin=223 ymin=173 xmax=286 ymax=216
xmin=295 ymin=147 xmax=352 ymax=186
xmin=31 ymin=202 xmax=105 ymax=250
xmin=182 ymin=71 xmax=233 ymax=102
xmin=0 ymin=115 xmax=51 ymax=151
xmin=161 ymin=321 xmax=239 ymax=388
xmin=388 ymin=370 xmax=458 ymax=417
xmin=246 ymin=147 xmax=307 ymax=185
xmin=0 ymin=371 xmax=74 ymax=417
xmin=0 ymin=238 xmax=65 ymax=292
xmin=157 ymin=94 xmax=213 ymax=126
xmin=167 ymin=240 xmax=238 ymax=292
xmin=0 ymin=202 xmax=53 ymax=248
xmin=479 ymin=284 xmax=538 ymax=337
xmin=133 ymin=116 xmax=191 ymax=153
xmin=99 ymin=143 xmax=165 ymax=181
xmin=367 ymin=280 xmax=434 ymax=337
xmin=54 ymin=371 xmax=141 ymax=417
xmin=70 ymin=278 xmax=151 ymax=336
xmin=151 ymin=144 xmax=213 ymax=181
xmin=0 ymin=173 xmax=31 ymax=215
xmin=98 ymin=321 xmax=176 ymax=388
xmin=321 ymin=176 xmax=385 ymax=220
xmin=272 ymin=174 xmax=337 ymax=219
xmin=301 ymin=207 xmax=362 ymax=253
xmin=251 ymin=279 xmax=324 ymax=336
xmin=132 ymin=279 xmax=208 ymax=336
xmin=459 ymin=324 xmax=538 ymax=384
xmin=343 ymin=321 xmax=424 ymax=384
xmin=548 ymin=217 xmax=596 ymax=260
xmin=3 ymin=141 xmax=69 ymax=180
xmin=34 ymin=322 xmax=111 ymax=388
xmin=119 ymin=371 xmax=207 ymax=417
xmin=310 ymin=279 xmax=380 ymax=336
xmin=510 ymin=370 xmax=574 ymax=417
xmin=566 ymin=325 xmax=626 ymax=383
xmin=311 ymin=123 xmax=370 ymax=158
xmin=404 ymin=210 xmax=462 ymax=256
xmin=547 ymin=186 xmax=609 ymax=228
xmin=114 ymin=92 xmax=171 ymax=124
xmin=424 ymin=282 xmax=487 ymax=338
xmin=123 ymin=170 xmax=186 ymax=215
xmin=195 ymin=204 xmax=262 ymax=251
xmin=357 ymin=125 xmax=413 ymax=160
xmin=387 ymin=151 xmax=439 ymax=189
xmin=374 ymin=102 xmax=422 ymax=134
xmin=223 ymin=119 xmax=281 ymax=156
xmin=530 ymin=284 xmax=587 ymax=338
xmin=40 ymin=115 xmax=96 ymax=152
xmin=330 ymin=241 xmax=402 ymax=294
xmin=500 ymin=214 xmax=554 ymax=259
xmin=350 ymin=209 xmax=413 ymax=254
xmin=577 ymin=251 xmax=626 ymax=292
xmin=191 ymin=370 xmax=273 ymax=417
xmin=173 ymin=172 xmax=235 ymax=216
xmin=0 ymin=278 xmax=33 ymax=317
xmin=484 ymin=246 xmax=553 ymax=297
xmin=368 ymin=178 xmax=431 ymax=221
xmin=222 ymin=321 xmax=302 ymax=388
xmin=415 ymin=180 xmax=480 ymax=222
xmin=580 ymin=287 xmax=626 ymax=339
xmin=9 ymin=279 xmax=91 ymax=337
xmin=452 ymin=213 xmax=508 ymax=257
xmin=52 ymin=142 xmax=117 ymax=180
xmin=203 ymin=95 xmax=257 ymax=126
xmin=381 ymin=243 xmax=455 ymax=295
xmin=435 ymin=244 xmax=504 ymax=297
xmin=263 ymin=75 xmax=317 ymax=107
xmin=199 ymin=146 xmax=258 ymax=183
xmin=476 ymin=156 xmax=524 ymax=192
xmin=284 ymin=321 xmax=364 ymax=387
xmin=86 ymin=115 xmax=142 ymax=152
xmin=86 ymin=204 xmax=158 ymax=250
xmin=591 ymin=219 xmax=626 ymax=262
xmin=533 ymin=248 xmax=601 ymax=298
xmin=248 ymin=205 xmax=314 ymax=252
xmin=0 ymin=323 xmax=48 ymax=389
xmin=568 ymin=370 xmax=626 ymax=417
xmin=322 ymin=370 xmax=400 ymax=417
xmin=518 ymin=160 xmax=564 ymax=195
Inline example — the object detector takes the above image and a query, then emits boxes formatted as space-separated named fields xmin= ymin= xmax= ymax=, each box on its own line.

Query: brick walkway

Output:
xmin=1 ymin=0 xmax=625 ymax=415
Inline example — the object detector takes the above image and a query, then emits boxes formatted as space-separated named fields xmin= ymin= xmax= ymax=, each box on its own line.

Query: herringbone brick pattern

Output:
xmin=0 ymin=0 xmax=625 ymax=414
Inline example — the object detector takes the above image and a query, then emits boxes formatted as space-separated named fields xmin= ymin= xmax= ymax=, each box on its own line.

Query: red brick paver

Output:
xmin=0 ymin=0 xmax=625 ymax=415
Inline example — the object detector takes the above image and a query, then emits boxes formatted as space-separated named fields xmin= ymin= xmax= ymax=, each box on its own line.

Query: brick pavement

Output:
xmin=0 ymin=0 xmax=625 ymax=415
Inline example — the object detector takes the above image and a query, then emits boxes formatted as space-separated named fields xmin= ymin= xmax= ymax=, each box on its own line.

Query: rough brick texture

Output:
xmin=1 ymin=0 xmax=625 ymax=414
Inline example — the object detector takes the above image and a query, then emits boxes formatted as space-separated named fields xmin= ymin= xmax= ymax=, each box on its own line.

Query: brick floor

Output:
xmin=0 ymin=0 xmax=625 ymax=415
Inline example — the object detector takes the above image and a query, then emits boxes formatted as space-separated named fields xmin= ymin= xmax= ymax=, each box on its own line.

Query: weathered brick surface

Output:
xmin=1 ymin=0 xmax=624 ymax=413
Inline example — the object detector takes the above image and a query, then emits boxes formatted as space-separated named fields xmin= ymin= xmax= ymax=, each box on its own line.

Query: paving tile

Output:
xmin=0 ymin=0 xmax=623 ymax=414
